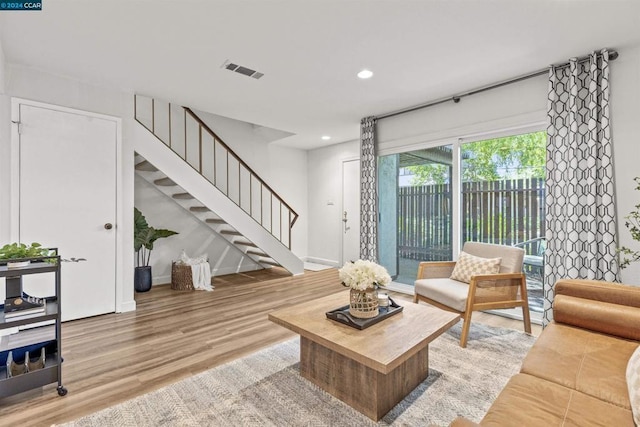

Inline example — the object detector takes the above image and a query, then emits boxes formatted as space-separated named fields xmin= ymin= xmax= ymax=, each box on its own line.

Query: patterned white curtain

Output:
xmin=543 ymin=49 xmax=619 ymax=326
xmin=360 ymin=117 xmax=378 ymax=262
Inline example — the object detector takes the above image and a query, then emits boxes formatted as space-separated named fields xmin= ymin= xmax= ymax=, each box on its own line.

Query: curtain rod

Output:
xmin=377 ymin=49 xmax=619 ymax=121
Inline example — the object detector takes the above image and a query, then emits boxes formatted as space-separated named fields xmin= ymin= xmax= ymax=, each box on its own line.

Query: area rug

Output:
xmin=60 ymin=323 xmax=535 ymax=427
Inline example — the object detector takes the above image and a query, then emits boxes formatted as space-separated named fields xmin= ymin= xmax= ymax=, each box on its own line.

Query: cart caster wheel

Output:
xmin=57 ymin=386 xmax=68 ymax=396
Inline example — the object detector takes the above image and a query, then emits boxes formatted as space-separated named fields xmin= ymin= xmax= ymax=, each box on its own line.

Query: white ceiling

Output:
xmin=1 ymin=0 xmax=640 ymax=150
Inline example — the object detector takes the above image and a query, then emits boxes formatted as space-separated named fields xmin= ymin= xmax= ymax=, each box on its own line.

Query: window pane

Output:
xmin=460 ymin=132 xmax=545 ymax=245
xmin=376 ymin=130 xmax=546 ymax=322
xmin=460 ymin=131 xmax=546 ymax=318
xmin=378 ymin=145 xmax=453 ymax=285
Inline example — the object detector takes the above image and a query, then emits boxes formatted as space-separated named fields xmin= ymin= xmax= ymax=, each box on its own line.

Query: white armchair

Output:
xmin=413 ymin=241 xmax=532 ymax=347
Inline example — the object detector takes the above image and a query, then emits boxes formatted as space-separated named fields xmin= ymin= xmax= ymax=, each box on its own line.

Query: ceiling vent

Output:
xmin=221 ymin=60 xmax=264 ymax=80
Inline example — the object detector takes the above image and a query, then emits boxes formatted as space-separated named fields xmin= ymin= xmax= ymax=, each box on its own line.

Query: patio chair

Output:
xmin=413 ymin=241 xmax=531 ymax=347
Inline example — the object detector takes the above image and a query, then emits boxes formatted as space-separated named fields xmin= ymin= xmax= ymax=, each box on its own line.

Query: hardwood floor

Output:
xmin=0 ymin=268 xmax=540 ymax=426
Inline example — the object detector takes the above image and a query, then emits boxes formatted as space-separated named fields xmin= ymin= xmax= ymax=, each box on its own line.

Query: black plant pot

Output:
xmin=134 ymin=266 xmax=152 ymax=292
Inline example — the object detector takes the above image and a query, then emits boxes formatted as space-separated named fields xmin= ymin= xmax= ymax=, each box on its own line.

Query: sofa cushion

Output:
xmin=554 ymin=293 xmax=640 ymax=341
xmin=627 ymin=345 xmax=640 ymax=425
xmin=481 ymin=373 xmax=635 ymax=427
xmin=449 ymin=251 xmax=501 ymax=284
xmin=414 ymin=278 xmax=468 ymax=312
xmin=520 ymin=323 xmax=636 ymax=409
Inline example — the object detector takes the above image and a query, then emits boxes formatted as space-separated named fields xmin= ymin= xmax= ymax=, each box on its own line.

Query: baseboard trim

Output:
xmin=213 ymin=264 xmax=262 ymax=276
xmin=152 ymin=264 xmax=271 ymax=285
xmin=386 ymin=281 xmax=415 ymax=295
xmin=153 ymin=274 xmax=171 ymax=285
xmin=117 ymin=299 xmax=136 ymax=313
xmin=304 ymin=256 xmax=339 ymax=268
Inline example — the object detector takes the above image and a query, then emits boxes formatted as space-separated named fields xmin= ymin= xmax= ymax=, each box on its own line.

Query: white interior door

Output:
xmin=18 ymin=103 xmax=117 ymax=321
xmin=342 ymin=159 xmax=360 ymax=263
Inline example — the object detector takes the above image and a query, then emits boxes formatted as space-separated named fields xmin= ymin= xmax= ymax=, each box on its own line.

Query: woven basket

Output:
xmin=171 ymin=262 xmax=195 ymax=291
xmin=349 ymin=287 xmax=379 ymax=318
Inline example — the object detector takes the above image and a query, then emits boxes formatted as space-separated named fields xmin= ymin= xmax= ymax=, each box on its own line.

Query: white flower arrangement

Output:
xmin=338 ymin=259 xmax=391 ymax=291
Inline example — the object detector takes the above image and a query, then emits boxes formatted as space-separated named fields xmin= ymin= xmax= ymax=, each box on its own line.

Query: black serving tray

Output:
xmin=325 ymin=297 xmax=403 ymax=330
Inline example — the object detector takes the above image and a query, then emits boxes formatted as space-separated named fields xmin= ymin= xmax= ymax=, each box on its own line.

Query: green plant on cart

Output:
xmin=0 ymin=242 xmax=52 ymax=262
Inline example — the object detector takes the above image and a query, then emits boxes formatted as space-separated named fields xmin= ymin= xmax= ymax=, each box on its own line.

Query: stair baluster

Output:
xmin=134 ymin=95 xmax=298 ymax=249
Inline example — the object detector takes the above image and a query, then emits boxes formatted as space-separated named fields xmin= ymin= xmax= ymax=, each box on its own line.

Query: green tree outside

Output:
xmin=406 ymin=131 xmax=546 ymax=185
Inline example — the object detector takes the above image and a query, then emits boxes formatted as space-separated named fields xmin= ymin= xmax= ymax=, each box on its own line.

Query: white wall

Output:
xmin=268 ymin=145 xmax=308 ymax=255
xmin=0 ymin=64 xmax=136 ymax=312
xmin=3 ymin=43 xmax=638 ymax=289
xmin=0 ymin=120 xmax=9 ymax=247
xmin=134 ymin=176 xmax=259 ymax=283
xmin=1 ymin=64 xmax=309 ymax=304
xmin=307 ymin=140 xmax=359 ymax=266
xmin=132 ymin=103 xmax=308 ymax=279
xmin=6 ymin=65 xmax=126 ymax=118
xmin=191 ymin=109 xmax=309 ymax=258
xmin=307 ymin=77 xmax=548 ymax=268
xmin=307 ymin=45 xmax=640 ymax=286
xmin=0 ymin=40 xmax=5 ymax=94
xmin=0 ymin=40 xmax=9 ymax=241
xmin=610 ymin=44 xmax=640 ymax=284
xmin=0 ymin=94 xmax=9 ymax=241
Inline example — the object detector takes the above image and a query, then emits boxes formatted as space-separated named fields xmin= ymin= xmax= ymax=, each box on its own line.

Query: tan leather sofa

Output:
xmin=450 ymin=279 xmax=640 ymax=426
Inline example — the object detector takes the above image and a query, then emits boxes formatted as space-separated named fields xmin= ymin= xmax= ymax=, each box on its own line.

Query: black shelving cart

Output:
xmin=0 ymin=249 xmax=66 ymax=397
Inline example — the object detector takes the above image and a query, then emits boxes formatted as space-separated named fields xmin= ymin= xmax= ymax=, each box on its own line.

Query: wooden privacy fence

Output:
xmin=398 ymin=178 xmax=545 ymax=260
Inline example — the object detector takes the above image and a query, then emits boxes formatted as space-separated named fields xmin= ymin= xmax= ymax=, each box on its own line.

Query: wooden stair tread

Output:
xmin=190 ymin=206 xmax=210 ymax=212
xmin=205 ymin=218 xmax=226 ymax=224
xmin=172 ymin=193 xmax=194 ymax=200
xmin=261 ymin=259 xmax=280 ymax=266
xmin=246 ymin=249 xmax=268 ymax=257
xmin=135 ymin=160 xmax=158 ymax=172
xmin=234 ymin=241 xmax=258 ymax=248
xmin=220 ymin=230 xmax=242 ymax=235
xmin=154 ymin=177 xmax=176 ymax=186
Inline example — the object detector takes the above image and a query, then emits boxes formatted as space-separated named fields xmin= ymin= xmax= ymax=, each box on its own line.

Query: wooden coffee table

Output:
xmin=268 ymin=291 xmax=460 ymax=420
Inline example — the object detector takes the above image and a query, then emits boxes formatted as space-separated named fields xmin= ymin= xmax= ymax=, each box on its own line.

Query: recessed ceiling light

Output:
xmin=321 ymin=135 xmax=331 ymax=141
xmin=357 ymin=69 xmax=373 ymax=79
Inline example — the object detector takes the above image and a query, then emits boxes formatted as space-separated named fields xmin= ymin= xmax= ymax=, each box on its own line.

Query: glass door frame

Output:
xmin=377 ymin=138 xmax=462 ymax=290
xmin=377 ymin=123 xmax=545 ymax=292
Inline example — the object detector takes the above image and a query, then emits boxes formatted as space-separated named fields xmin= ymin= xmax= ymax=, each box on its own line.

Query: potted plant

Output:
xmin=134 ymin=208 xmax=178 ymax=292
xmin=0 ymin=242 xmax=52 ymax=268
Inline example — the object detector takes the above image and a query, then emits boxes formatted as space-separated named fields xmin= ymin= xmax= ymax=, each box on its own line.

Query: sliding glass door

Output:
xmin=459 ymin=132 xmax=546 ymax=319
xmin=378 ymin=145 xmax=454 ymax=284
xmin=377 ymin=130 xmax=546 ymax=321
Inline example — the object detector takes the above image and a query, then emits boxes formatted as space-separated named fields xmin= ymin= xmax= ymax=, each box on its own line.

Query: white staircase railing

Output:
xmin=132 ymin=122 xmax=304 ymax=275
xmin=134 ymin=95 xmax=298 ymax=249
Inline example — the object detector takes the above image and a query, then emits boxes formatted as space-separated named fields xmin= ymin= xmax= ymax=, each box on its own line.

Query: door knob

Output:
xmin=104 ymin=223 xmax=113 ymax=230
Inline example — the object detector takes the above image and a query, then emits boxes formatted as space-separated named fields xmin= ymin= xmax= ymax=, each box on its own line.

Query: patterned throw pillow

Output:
xmin=450 ymin=251 xmax=501 ymax=284
xmin=627 ymin=345 xmax=640 ymax=425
